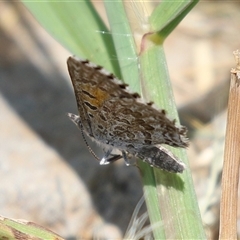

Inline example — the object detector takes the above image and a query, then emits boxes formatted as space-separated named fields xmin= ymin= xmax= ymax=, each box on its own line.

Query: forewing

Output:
xmin=67 ymin=56 xmax=188 ymax=149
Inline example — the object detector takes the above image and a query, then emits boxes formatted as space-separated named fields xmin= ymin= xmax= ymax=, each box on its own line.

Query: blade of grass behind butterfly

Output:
xmin=138 ymin=0 xmax=205 ymax=238
xmin=22 ymin=1 xmax=121 ymax=78
xmin=103 ymin=1 xmax=140 ymax=93
xmin=105 ymin=0 xmax=205 ymax=238
xmin=139 ymin=45 xmax=205 ymax=238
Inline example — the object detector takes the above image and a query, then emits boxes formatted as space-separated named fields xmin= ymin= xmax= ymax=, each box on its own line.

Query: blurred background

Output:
xmin=0 ymin=1 xmax=239 ymax=239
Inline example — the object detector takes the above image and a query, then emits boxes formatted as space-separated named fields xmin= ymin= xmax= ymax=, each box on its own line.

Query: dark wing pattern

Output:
xmin=67 ymin=56 xmax=188 ymax=151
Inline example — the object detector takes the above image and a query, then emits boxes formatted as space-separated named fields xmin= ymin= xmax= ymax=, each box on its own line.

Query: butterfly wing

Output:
xmin=67 ymin=56 xmax=188 ymax=151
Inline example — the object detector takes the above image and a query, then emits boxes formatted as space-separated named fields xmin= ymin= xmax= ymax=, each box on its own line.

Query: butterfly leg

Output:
xmin=68 ymin=113 xmax=82 ymax=128
xmin=100 ymin=149 xmax=122 ymax=165
xmin=122 ymin=151 xmax=130 ymax=166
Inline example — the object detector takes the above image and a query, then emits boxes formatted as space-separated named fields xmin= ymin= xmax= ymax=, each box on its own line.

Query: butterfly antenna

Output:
xmin=68 ymin=113 xmax=101 ymax=161
xmin=79 ymin=125 xmax=101 ymax=162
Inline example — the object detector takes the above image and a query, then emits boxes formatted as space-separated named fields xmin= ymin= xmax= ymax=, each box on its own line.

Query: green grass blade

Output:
xmin=22 ymin=0 xmax=121 ymax=77
xmin=150 ymin=0 xmax=198 ymax=38
xmin=104 ymin=1 xmax=140 ymax=93
xmin=0 ymin=216 xmax=64 ymax=240
xmin=138 ymin=161 xmax=166 ymax=238
xmin=104 ymin=1 xmax=205 ymax=238
xmin=139 ymin=44 xmax=205 ymax=238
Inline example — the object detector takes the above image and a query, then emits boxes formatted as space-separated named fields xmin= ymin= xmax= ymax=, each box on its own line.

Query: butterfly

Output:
xmin=67 ymin=56 xmax=188 ymax=173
